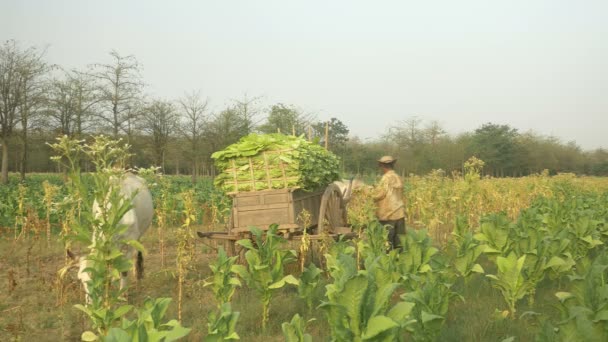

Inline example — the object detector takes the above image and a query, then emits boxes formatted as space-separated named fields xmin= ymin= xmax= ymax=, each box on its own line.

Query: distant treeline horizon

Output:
xmin=2 ymin=40 xmax=607 ymax=183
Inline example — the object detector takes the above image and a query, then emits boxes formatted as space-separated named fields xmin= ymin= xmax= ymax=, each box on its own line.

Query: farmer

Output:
xmin=371 ymin=155 xmax=406 ymax=249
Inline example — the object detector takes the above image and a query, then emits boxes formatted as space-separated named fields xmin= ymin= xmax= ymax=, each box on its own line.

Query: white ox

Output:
xmin=332 ymin=177 xmax=367 ymax=203
xmin=68 ymin=173 xmax=153 ymax=301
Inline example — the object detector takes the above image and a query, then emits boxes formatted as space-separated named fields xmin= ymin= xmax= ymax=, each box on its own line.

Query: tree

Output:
xmin=312 ymin=117 xmax=349 ymax=153
xmin=46 ymin=70 xmax=99 ymax=137
xmin=342 ymin=137 xmax=388 ymax=175
xmin=89 ymin=50 xmax=143 ymax=138
xmin=178 ymin=91 xmax=208 ymax=182
xmin=16 ymin=45 xmax=49 ymax=180
xmin=0 ymin=40 xmax=48 ymax=183
xmin=141 ymin=100 xmax=177 ymax=171
xmin=205 ymin=107 xmax=251 ymax=152
xmin=424 ymin=120 xmax=446 ymax=147
xmin=259 ymin=103 xmax=313 ymax=135
xmin=232 ymin=94 xmax=262 ymax=135
xmin=469 ymin=123 xmax=520 ymax=177
xmin=588 ymin=148 xmax=608 ymax=176
xmin=385 ymin=117 xmax=425 ymax=174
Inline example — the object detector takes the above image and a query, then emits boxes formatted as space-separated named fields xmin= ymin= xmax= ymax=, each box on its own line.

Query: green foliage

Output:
xmin=324 ymin=244 xmax=358 ymax=298
xmin=486 ymin=252 xmax=533 ymax=318
xmin=282 ymin=314 xmax=313 ymax=342
xmin=320 ymin=260 xmax=416 ymax=342
xmin=204 ymin=247 xmax=241 ymax=308
xmin=206 ymin=303 xmax=240 ymax=342
xmin=51 ymin=135 xmax=188 ymax=340
xmin=231 ymin=225 xmax=299 ymax=331
xmin=298 ymin=263 xmax=322 ymax=312
xmin=468 ymin=123 xmax=519 ymax=176
xmin=212 ymin=133 xmax=340 ymax=192
xmin=258 ymin=103 xmax=310 ymax=136
xmin=54 ymin=137 xmax=137 ymax=335
xmin=104 ymin=298 xmax=191 ymax=342
xmin=474 ymin=213 xmax=512 ymax=255
xmin=312 ymin=117 xmax=350 ymax=153
xmin=402 ymin=273 xmax=461 ymax=341
xmin=358 ymin=220 xmax=389 ymax=261
xmin=398 ymin=229 xmax=439 ymax=291
xmin=450 ymin=215 xmax=485 ymax=280
xmin=539 ymin=252 xmax=608 ymax=342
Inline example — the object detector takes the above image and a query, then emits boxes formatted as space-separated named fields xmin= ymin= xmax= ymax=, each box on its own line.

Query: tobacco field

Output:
xmin=2 ymin=146 xmax=608 ymax=341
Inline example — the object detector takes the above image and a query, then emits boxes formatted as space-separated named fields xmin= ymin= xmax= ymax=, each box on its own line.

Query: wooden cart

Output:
xmin=197 ymin=183 xmax=354 ymax=255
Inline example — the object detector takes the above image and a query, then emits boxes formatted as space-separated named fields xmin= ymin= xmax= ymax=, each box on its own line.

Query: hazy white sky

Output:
xmin=2 ymin=0 xmax=607 ymax=149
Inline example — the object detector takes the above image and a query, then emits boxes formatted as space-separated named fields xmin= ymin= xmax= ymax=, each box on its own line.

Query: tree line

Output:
xmin=1 ymin=40 xmax=607 ymax=184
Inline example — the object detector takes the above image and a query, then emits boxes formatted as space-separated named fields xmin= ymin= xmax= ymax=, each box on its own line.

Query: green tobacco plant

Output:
xmin=324 ymin=246 xmax=358 ymax=299
xmin=450 ymin=215 xmax=485 ymax=281
xmin=206 ymin=303 xmax=240 ymax=342
xmin=71 ymin=140 xmax=136 ymax=337
xmin=474 ymin=213 xmax=512 ymax=255
xmin=231 ymin=225 xmax=299 ymax=331
xmin=204 ymin=247 xmax=241 ymax=308
xmin=298 ymin=263 xmax=322 ymax=312
xmin=402 ymin=272 xmax=462 ymax=342
xmin=53 ymin=136 xmax=188 ymax=341
xmin=358 ymin=220 xmax=389 ymax=262
xmin=486 ymin=252 xmax=533 ymax=318
xmin=540 ymin=252 xmax=608 ymax=342
xmin=568 ymin=216 xmax=604 ymax=260
xmin=104 ymin=298 xmax=190 ymax=342
xmin=282 ymin=314 xmax=314 ymax=342
xmin=320 ymin=264 xmax=416 ymax=342
xmin=398 ymin=229 xmax=439 ymax=291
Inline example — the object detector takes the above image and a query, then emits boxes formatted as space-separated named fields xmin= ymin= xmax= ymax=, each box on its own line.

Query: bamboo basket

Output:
xmin=221 ymin=150 xmax=300 ymax=194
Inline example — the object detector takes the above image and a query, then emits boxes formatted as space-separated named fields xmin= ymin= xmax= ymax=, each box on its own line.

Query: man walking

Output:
xmin=371 ymin=156 xmax=406 ymax=249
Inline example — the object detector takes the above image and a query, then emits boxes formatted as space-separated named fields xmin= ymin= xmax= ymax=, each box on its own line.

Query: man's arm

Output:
xmin=371 ymin=178 xmax=388 ymax=201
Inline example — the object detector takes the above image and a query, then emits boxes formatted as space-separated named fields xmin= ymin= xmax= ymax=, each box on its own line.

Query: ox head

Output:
xmin=65 ymin=249 xmax=93 ymax=303
xmin=334 ymin=177 xmax=367 ymax=203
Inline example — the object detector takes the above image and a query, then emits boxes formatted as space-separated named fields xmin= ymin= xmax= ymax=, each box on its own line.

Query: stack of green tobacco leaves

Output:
xmin=212 ymin=133 xmax=340 ymax=192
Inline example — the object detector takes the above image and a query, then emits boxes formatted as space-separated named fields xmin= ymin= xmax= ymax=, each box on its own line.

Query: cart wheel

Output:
xmin=318 ymin=183 xmax=347 ymax=234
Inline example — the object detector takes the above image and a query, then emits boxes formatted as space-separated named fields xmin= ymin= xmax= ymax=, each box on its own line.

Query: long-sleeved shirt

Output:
xmin=371 ymin=170 xmax=405 ymax=221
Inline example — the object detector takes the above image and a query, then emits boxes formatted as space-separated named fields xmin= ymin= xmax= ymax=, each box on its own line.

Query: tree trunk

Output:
xmin=1 ymin=139 xmax=8 ymax=184
xmin=20 ymin=130 xmax=27 ymax=181
xmin=191 ymin=159 xmax=197 ymax=183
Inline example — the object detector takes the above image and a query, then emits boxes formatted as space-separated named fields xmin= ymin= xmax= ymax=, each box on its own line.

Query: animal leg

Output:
xmin=136 ymin=251 xmax=144 ymax=280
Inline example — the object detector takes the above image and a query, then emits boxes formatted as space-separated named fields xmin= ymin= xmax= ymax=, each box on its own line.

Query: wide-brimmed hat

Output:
xmin=378 ymin=155 xmax=396 ymax=164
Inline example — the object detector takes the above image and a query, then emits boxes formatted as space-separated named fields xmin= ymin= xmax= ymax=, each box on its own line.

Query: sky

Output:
xmin=1 ymin=0 xmax=607 ymax=150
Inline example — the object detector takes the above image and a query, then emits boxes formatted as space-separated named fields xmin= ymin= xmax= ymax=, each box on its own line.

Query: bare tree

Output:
xmin=232 ymin=93 xmax=262 ymax=135
xmin=18 ymin=51 xmax=49 ymax=179
xmin=89 ymin=50 xmax=143 ymax=138
xmin=46 ymin=70 xmax=99 ymax=137
xmin=141 ymin=99 xmax=178 ymax=172
xmin=178 ymin=91 xmax=208 ymax=182
xmin=424 ymin=120 xmax=446 ymax=147
xmin=0 ymin=40 xmax=48 ymax=183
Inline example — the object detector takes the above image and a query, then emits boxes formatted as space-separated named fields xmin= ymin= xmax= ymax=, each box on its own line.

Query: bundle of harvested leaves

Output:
xmin=212 ymin=133 xmax=340 ymax=192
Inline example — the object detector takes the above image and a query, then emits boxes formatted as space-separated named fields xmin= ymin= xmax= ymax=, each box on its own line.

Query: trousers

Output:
xmin=379 ymin=217 xmax=406 ymax=250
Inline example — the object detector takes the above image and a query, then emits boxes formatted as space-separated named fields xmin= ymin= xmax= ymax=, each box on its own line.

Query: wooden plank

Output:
xmin=236 ymin=203 xmax=290 ymax=212
xmin=232 ymin=223 xmax=300 ymax=233
xmin=196 ymin=231 xmax=239 ymax=240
